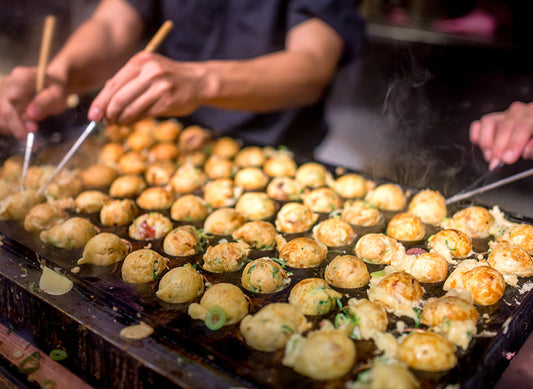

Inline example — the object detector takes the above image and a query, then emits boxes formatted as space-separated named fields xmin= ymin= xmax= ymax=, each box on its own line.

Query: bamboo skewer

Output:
xmin=38 ymin=20 xmax=174 ymax=196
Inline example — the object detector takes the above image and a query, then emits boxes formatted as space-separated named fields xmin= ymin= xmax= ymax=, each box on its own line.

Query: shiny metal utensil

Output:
xmin=37 ymin=121 xmax=96 ymax=196
xmin=450 ymin=161 xmax=504 ymax=199
xmin=20 ymin=132 xmax=35 ymax=191
xmin=445 ymin=167 xmax=533 ymax=205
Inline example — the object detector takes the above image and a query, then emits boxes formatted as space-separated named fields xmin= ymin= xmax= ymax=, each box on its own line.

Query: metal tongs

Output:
xmin=446 ymin=165 xmax=533 ymax=205
xmin=37 ymin=20 xmax=174 ymax=196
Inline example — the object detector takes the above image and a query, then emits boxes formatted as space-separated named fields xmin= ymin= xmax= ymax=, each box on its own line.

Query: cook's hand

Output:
xmin=0 ymin=66 xmax=68 ymax=140
xmin=88 ymin=52 xmax=209 ymax=125
xmin=470 ymin=101 xmax=533 ymax=169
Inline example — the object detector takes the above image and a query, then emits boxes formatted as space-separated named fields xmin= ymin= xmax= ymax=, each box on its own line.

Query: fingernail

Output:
xmin=483 ymin=150 xmax=492 ymax=161
xmin=524 ymin=147 xmax=533 ymax=159
xmin=502 ymin=150 xmax=515 ymax=163
xmin=489 ymin=159 xmax=500 ymax=170
xmin=25 ymin=121 xmax=37 ymax=132
xmin=88 ymin=107 xmax=101 ymax=121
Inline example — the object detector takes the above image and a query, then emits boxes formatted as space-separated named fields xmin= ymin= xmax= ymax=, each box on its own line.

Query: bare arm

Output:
xmin=89 ymin=17 xmax=345 ymax=123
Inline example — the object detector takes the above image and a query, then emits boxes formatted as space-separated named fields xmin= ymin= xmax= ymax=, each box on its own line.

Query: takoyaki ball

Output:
xmin=148 ymin=142 xmax=179 ymax=162
xmin=169 ymin=163 xmax=207 ymax=195
xmin=24 ymin=203 xmax=67 ymax=232
xmin=427 ymin=229 xmax=472 ymax=259
xmin=40 ymin=217 xmax=97 ymax=249
xmin=360 ymin=360 xmax=420 ymax=389
xmin=279 ymin=237 xmax=328 ymax=268
xmin=325 ymin=255 xmax=370 ymax=289
xmin=170 ymin=194 xmax=209 ymax=222
xmin=100 ymin=199 xmax=138 ymax=226
xmin=386 ymin=212 xmax=425 ymax=242
xmin=153 ymin=119 xmax=182 ymax=142
xmin=188 ymin=282 xmax=249 ymax=326
xmin=232 ymin=220 xmax=278 ymax=250
xmin=133 ymin=117 xmax=157 ymax=133
xmin=136 ymin=187 xmax=173 ymax=210
xmin=496 ymin=224 xmax=533 ymax=255
xmin=81 ymin=164 xmax=119 ymax=189
xmin=156 ymin=264 xmax=204 ymax=304
xmin=367 ymin=272 xmax=423 ymax=319
xmin=443 ymin=259 xmax=483 ymax=291
xmin=422 ymin=295 xmax=479 ymax=327
xmin=275 ymin=202 xmax=318 ymax=234
xmin=282 ymin=331 xmax=356 ymax=380
xmin=104 ymin=124 xmax=131 ymax=142
xmin=408 ymin=189 xmax=447 ymax=226
xmin=203 ymin=208 xmax=247 ymax=236
xmin=234 ymin=167 xmax=269 ymax=191
xmin=463 ymin=265 xmax=505 ymax=305
xmin=177 ymin=150 xmax=207 ymax=167
xmin=341 ymin=200 xmax=383 ymax=227
xmin=204 ymin=155 xmax=235 ymax=179
xmin=365 ymin=183 xmax=406 ymax=211
xmin=235 ymin=192 xmax=276 ymax=221
xmin=210 ymin=136 xmax=241 ymax=159
xmin=118 ymin=151 xmax=147 ymax=174
xmin=121 ymin=249 xmax=169 ymax=283
xmin=163 ymin=226 xmax=202 ymax=257
xmin=266 ymin=177 xmax=303 ymax=201
xmin=1 ymin=155 xmax=23 ymax=180
xmin=330 ymin=173 xmax=367 ymax=199
xmin=0 ymin=190 xmax=44 ymax=221
xmin=488 ymin=245 xmax=533 ymax=278
xmin=204 ymin=178 xmax=238 ymax=208
xmin=263 ymin=154 xmax=297 ymax=178
xmin=0 ymin=181 xmax=16 ymax=201
xmin=202 ymin=241 xmax=251 ymax=273
xmin=354 ymin=233 xmax=403 ymax=265
xmin=288 ymin=278 xmax=342 ymax=315
xmin=126 ymin=130 xmax=155 ymax=152
xmin=295 ymin=162 xmax=329 ymax=188
xmin=346 ymin=298 xmax=388 ymax=337
xmin=144 ymin=161 xmax=176 ymax=186
xmin=100 ymin=142 xmax=125 ymax=165
xmin=241 ymin=257 xmax=289 ymax=293
xmin=24 ymin=165 xmax=54 ymax=189
xmin=178 ymin=125 xmax=211 ymax=152
xmin=240 ymin=303 xmax=310 ymax=352
xmin=234 ymin=146 xmax=266 ymax=168
xmin=46 ymin=169 xmax=84 ymax=199
xmin=75 ymin=190 xmax=110 ymax=213
xmin=313 ymin=218 xmax=355 ymax=247
xmin=302 ymin=188 xmax=341 ymax=214
xmin=406 ymin=252 xmax=448 ymax=283
xmin=129 ymin=212 xmax=173 ymax=241
xmin=451 ymin=206 xmax=494 ymax=239
xmin=78 ymin=232 xmax=129 ymax=266
xmin=398 ymin=332 xmax=457 ymax=372
xmin=109 ymin=174 xmax=146 ymax=198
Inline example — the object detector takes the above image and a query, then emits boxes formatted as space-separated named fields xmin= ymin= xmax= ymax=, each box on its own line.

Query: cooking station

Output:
xmin=1 ymin=2 xmax=533 ymax=389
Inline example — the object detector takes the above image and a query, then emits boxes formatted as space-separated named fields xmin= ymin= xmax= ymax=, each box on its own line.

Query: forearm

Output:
xmin=47 ymin=0 xmax=143 ymax=95
xmin=201 ymin=18 xmax=343 ymax=113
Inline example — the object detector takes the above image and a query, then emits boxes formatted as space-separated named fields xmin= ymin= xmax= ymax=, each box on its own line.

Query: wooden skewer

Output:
xmin=144 ymin=20 xmax=174 ymax=53
xmin=36 ymin=15 xmax=56 ymax=93
xmin=38 ymin=20 xmax=174 ymax=196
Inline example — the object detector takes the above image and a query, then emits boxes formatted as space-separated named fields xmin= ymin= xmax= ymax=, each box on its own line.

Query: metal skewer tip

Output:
xmin=20 ymin=132 xmax=35 ymax=192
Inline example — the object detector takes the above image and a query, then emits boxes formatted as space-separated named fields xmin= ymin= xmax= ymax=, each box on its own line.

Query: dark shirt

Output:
xmin=127 ymin=0 xmax=364 ymax=154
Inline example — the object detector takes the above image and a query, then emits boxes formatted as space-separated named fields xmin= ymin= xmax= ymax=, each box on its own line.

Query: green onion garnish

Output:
xmin=49 ymin=349 xmax=68 ymax=361
xmin=205 ymin=306 xmax=226 ymax=330
xmin=18 ymin=351 xmax=40 ymax=373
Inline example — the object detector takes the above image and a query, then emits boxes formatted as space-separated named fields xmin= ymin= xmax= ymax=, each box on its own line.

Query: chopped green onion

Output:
xmin=40 ymin=379 xmax=56 ymax=389
xmin=7 ymin=323 xmax=14 ymax=334
xmin=370 ymin=270 xmax=386 ymax=277
xmin=49 ymin=349 xmax=68 ymax=361
xmin=334 ymin=313 xmax=349 ymax=328
xmin=413 ymin=307 xmax=422 ymax=328
xmin=205 ymin=306 xmax=226 ymax=330
xmin=18 ymin=351 xmax=40 ymax=373
xmin=280 ymin=325 xmax=294 ymax=334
